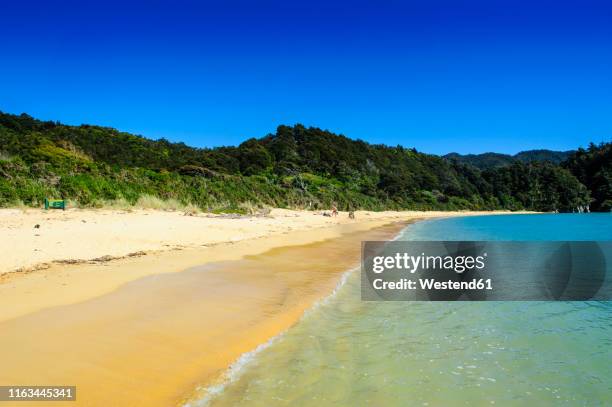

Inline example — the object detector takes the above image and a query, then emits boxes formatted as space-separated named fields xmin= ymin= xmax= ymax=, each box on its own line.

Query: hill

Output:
xmin=444 ymin=149 xmax=573 ymax=170
xmin=0 ymin=111 xmax=604 ymax=212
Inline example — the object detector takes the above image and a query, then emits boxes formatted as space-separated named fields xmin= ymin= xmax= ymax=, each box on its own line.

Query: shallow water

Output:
xmin=205 ymin=214 xmax=612 ymax=407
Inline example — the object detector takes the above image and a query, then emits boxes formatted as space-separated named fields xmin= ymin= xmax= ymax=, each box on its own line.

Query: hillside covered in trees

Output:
xmin=0 ymin=111 xmax=608 ymax=213
xmin=444 ymin=150 xmax=574 ymax=170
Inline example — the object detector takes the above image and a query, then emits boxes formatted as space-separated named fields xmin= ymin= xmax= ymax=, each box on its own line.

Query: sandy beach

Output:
xmin=0 ymin=208 xmax=515 ymax=321
xmin=1 ymin=208 xmax=417 ymax=275
xmin=1 ymin=208 xmax=467 ymax=276
xmin=0 ymin=209 xmax=519 ymax=406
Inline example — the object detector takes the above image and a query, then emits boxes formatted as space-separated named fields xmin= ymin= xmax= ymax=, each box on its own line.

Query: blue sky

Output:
xmin=1 ymin=0 xmax=611 ymax=154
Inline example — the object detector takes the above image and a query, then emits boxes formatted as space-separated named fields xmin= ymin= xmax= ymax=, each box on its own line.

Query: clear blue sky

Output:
xmin=1 ymin=0 xmax=611 ymax=154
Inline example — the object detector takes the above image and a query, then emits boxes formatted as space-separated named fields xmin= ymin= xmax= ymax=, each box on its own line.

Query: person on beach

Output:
xmin=331 ymin=204 xmax=338 ymax=217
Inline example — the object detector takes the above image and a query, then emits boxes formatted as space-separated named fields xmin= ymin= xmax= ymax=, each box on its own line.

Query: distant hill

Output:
xmin=0 ymin=111 xmax=607 ymax=212
xmin=515 ymin=149 xmax=574 ymax=164
xmin=444 ymin=150 xmax=574 ymax=170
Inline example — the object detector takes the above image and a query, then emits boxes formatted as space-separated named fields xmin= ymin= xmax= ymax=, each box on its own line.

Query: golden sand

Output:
xmin=0 ymin=210 xmax=531 ymax=406
xmin=0 ymin=210 xmax=512 ymax=321
xmin=0 ymin=222 xmax=405 ymax=407
xmin=0 ymin=208 xmax=446 ymax=275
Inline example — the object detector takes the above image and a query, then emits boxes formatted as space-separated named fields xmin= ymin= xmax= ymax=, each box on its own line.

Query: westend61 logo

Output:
xmin=361 ymin=241 xmax=612 ymax=301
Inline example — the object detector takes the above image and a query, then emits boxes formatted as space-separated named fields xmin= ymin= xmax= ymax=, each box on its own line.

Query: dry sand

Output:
xmin=0 ymin=208 xmax=508 ymax=321
xmin=2 ymin=208 xmax=461 ymax=275
xmin=0 ymin=208 xmax=525 ymax=407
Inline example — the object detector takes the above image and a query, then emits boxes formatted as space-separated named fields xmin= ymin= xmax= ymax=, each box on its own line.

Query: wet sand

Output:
xmin=0 ymin=222 xmax=406 ymax=407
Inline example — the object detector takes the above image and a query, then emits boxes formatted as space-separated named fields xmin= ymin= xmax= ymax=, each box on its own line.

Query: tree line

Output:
xmin=0 ymin=111 xmax=608 ymax=212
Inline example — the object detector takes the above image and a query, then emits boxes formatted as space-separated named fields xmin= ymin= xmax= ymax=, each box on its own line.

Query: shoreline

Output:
xmin=0 ymin=208 xmax=531 ymax=278
xmin=0 ymin=209 xmax=518 ymax=322
xmin=0 ymin=209 xmax=533 ymax=407
xmin=184 ymin=253 xmax=367 ymax=407
xmin=0 ymin=221 xmax=410 ymax=407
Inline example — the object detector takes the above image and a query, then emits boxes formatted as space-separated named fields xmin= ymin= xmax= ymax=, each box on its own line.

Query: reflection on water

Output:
xmin=204 ymin=214 xmax=612 ymax=407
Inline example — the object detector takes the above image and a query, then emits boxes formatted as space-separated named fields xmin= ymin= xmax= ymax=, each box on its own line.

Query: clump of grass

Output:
xmin=238 ymin=201 xmax=259 ymax=215
xmin=209 ymin=201 xmax=248 ymax=215
xmin=0 ymin=151 xmax=13 ymax=162
xmin=134 ymin=194 xmax=182 ymax=211
xmin=61 ymin=199 xmax=79 ymax=210
xmin=182 ymin=202 xmax=201 ymax=216
xmin=96 ymin=197 xmax=133 ymax=210
xmin=237 ymin=201 xmax=272 ymax=216
xmin=133 ymin=194 xmax=201 ymax=212
xmin=7 ymin=199 xmax=29 ymax=210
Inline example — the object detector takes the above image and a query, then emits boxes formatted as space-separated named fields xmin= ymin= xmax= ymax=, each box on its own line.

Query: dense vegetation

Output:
xmin=0 ymin=111 xmax=607 ymax=213
xmin=562 ymin=143 xmax=612 ymax=211
xmin=444 ymin=149 xmax=574 ymax=170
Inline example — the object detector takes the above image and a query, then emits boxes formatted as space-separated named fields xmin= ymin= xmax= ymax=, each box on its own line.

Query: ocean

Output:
xmin=201 ymin=214 xmax=612 ymax=406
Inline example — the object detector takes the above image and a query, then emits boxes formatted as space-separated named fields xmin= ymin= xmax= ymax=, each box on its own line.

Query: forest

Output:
xmin=444 ymin=150 xmax=573 ymax=170
xmin=0 ymin=111 xmax=609 ymax=213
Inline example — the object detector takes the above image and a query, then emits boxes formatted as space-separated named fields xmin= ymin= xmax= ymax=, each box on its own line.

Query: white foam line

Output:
xmin=184 ymin=226 xmax=409 ymax=406
xmin=184 ymin=331 xmax=285 ymax=407
xmin=184 ymin=266 xmax=358 ymax=407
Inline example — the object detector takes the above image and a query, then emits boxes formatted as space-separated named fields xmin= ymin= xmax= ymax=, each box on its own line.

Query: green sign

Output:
xmin=44 ymin=198 xmax=66 ymax=210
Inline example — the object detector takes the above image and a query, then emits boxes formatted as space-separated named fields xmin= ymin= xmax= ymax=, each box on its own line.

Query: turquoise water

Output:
xmin=205 ymin=214 xmax=612 ymax=407
xmin=402 ymin=213 xmax=612 ymax=241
